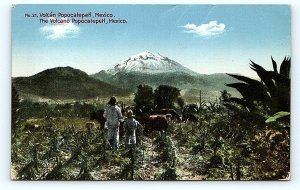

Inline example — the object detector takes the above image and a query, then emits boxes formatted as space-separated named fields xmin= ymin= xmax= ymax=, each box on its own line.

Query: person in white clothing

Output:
xmin=123 ymin=109 xmax=143 ymax=148
xmin=103 ymin=96 xmax=122 ymax=150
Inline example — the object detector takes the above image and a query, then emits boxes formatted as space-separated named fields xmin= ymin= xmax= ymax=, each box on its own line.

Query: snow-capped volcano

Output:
xmin=107 ymin=51 xmax=198 ymax=75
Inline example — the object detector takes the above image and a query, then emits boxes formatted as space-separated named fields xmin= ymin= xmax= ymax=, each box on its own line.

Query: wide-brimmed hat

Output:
xmin=126 ymin=109 xmax=135 ymax=118
xmin=108 ymin=96 xmax=117 ymax=105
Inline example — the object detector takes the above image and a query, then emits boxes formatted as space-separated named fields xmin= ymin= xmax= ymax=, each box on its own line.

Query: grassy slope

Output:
xmin=91 ymin=71 xmax=238 ymax=92
xmin=13 ymin=66 xmax=129 ymax=100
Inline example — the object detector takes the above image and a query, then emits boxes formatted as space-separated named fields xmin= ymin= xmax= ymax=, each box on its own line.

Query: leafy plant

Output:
xmin=226 ymin=57 xmax=290 ymax=114
xmin=265 ymin=111 xmax=290 ymax=123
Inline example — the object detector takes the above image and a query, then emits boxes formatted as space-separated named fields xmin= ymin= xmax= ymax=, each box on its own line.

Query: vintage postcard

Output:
xmin=11 ymin=4 xmax=290 ymax=180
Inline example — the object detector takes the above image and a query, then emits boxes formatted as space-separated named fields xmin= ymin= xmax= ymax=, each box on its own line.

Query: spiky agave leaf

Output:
xmin=226 ymin=73 xmax=263 ymax=86
xmin=226 ymin=73 xmax=272 ymax=100
xmin=225 ymin=82 xmax=271 ymax=103
xmin=262 ymin=71 xmax=290 ymax=97
xmin=261 ymin=71 xmax=290 ymax=112
xmin=280 ymin=57 xmax=291 ymax=78
xmin=250 ymin=60 xmax=277 ymax=97
xmin=271 ymin=56 xmax=278 ymax=74
xmin=249 ymin=60 xmax=266 ymax=73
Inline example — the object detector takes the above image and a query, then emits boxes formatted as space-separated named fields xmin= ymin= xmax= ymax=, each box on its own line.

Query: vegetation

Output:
xmin=11 ymin=57 xmax=290 ymax=180
xmin=223 ymin=57 xmax=290 ymax=180
xmin=134 ymin=85 xmax=154 ymax=114
xmin=134 ymin=85 xmax=184 ymax=114
xmin=154 ymin=85 xmax=183 ymax=110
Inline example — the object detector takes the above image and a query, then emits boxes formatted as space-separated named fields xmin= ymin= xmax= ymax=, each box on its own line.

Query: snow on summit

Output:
xmin=107 ymin=51 xmax=197 ymax=75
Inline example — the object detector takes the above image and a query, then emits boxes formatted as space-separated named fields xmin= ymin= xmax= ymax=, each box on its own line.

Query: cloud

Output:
xmin=183 ymin=20 xmax=226 ymax=37
xmin=40 ymin=18 xmax=79 ymax=40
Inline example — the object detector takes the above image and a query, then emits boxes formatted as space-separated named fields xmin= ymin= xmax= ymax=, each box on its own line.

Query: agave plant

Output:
xmin=225 ymin=57 xmax=290 ymax=114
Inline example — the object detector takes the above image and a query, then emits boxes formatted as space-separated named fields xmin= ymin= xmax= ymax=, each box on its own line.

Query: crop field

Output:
xmin=11 ymin=96 xmax=290 ymax=180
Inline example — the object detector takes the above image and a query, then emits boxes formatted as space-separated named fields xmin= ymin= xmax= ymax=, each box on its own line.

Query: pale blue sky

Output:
xmin=12 ymin=4 xmax=291 ymax=77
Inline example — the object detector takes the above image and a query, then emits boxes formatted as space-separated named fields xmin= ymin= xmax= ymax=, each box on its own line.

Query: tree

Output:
xmin=134 ymin=85 xmax=154 ymax=114
xmin=154 ymin=85 xmax=182 ymax=110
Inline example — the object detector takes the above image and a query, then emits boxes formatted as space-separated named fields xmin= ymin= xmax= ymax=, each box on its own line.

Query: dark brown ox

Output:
xmin=138 ymin=114 xmax=168 ymax=133
xmin=90 ymin=109 xmax=106 ymax=129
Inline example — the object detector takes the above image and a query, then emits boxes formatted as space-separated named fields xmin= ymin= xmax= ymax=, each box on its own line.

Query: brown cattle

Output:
xmin=138 ymin=114 xmax=168 ymax=133
xmin=90 ymin=109 xmax=106 ymax=129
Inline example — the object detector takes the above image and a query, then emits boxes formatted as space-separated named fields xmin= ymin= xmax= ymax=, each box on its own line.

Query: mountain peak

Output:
xmin=128 ymin=51 xmax=164 ymax=60
xmin=32 ymin=66 xmax=89 ymax=80
xmin=107 ymin=51 xmax=198 ymax=75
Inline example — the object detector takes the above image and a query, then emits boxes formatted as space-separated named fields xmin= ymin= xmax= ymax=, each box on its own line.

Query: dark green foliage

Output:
xmin=154 ymin=85 xmax=182 ymax=109
xmin=226 ymin=57 xmax=290 ymax=113
xmin=18 ymin=100 xmax=97 ymax=119
xmin=134 ymin=84 xmax=184 ymax=113
xmin=134 ymin=85 xmax=154 ymax=114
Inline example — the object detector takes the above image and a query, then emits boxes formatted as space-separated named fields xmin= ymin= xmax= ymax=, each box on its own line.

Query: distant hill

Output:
xmin=91 ymin=51 xmax=238 ymax=92
xmin=13 ymin=66 xmax=129 ymax=100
